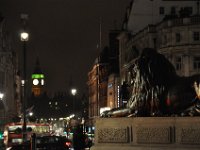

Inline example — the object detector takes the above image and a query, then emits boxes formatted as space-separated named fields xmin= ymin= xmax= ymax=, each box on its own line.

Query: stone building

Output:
xmin=87 ymin=51 xmax=109 ymax=118
xmin=87 ymin=29 xmax=121 ymax=119
xmin=107 ymin=74 xmax=120 ymax=109
xmin=31 ymin=59 xmax=45 ymax=97
xmin=0 ymin=16 xmax=21 ymax=130
xmin=119 ymin=0 xmax=200 ymax=85
xmin=87 ymin=56 xmax=109 ymax=130
xmin=126 ymin=0 xmax=199 ymax=34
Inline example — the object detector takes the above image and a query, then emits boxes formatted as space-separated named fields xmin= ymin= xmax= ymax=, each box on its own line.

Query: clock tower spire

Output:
xmin=32 ymin=58 xmax=45 ymax=97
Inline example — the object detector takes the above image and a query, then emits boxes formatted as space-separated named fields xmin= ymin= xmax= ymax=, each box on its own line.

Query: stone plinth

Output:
xmin=91 ymin=117 xmax=200 ymax=150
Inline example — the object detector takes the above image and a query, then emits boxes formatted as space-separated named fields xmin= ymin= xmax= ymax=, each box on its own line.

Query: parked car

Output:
xmin=36 ymin=135 xmax=72 ymax=150
xmin=6 ymin=141 xmax=30 ymax=150
xmin=6 ymin=136 xmax=72 ymax=150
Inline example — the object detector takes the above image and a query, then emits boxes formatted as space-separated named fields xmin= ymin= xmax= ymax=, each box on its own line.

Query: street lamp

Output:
xmin=20 ymin=13 xmax=29 ymax=142
xmin=20 ymin=32 xmax=29 ymax=41
xmin=71 ymin=88 xmax=77 ymax=96
xmin=71 ymin=88 xmax=77 ymax=113
xmin=0 ymin=92 xmax=4 ymax=100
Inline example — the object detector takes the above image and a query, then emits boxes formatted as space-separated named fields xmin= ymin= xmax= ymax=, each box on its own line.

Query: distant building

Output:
xmin=87 ymin=51 xmax=109 ymax=118
xmin=31 ymin=58 xmax=45 ymax=97
xmin=87 ymin=60 xmax=99 ymax=120
xmin=87 ymin=30 xmax=121 ymax=129
xmin=107 ymin=30 xmax=121 ymax=109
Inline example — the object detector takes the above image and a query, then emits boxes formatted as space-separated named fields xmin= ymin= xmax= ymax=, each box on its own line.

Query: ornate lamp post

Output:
xmin=20 ymin=13 xmax=29 ymax=142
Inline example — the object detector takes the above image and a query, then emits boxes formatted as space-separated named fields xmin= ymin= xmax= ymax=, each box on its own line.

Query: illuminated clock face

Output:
xmin=33 ymin=79 xmax=39 ymax=85
xmin=41 ymin=79 xmax=44 ymax=85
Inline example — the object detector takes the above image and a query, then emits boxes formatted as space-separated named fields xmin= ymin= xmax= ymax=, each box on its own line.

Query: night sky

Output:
xmin=0 ymin=0 xmax=131 ymax=96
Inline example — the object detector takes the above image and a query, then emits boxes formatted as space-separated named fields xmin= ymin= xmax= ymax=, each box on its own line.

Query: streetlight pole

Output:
xmin=20 ymin=13 xmax=29 ymax=142
xmin=71 ymin=88 xmax=77 ymax=113
xmin=0 ymin=92 xmax=5 ymax=125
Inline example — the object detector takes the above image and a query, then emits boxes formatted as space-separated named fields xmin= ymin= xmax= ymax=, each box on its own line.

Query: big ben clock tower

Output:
xmin=32 ymin=59 xmax=45 ymax=97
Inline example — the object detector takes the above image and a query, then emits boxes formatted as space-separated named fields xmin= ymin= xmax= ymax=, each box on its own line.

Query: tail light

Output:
xmin=65 ymin=141 xmax=71 ymax=147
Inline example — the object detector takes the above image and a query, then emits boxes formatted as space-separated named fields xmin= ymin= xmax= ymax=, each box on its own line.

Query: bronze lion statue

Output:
xmin=101 ymin=48 xmax=200 ymax=117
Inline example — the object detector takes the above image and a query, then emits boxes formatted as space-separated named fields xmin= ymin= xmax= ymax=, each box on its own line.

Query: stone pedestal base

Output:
xmin=91 ymin=117 xmax=200 ymax=150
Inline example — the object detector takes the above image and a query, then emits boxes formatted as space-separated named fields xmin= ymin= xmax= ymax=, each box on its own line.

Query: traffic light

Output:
xmin=0 ymin=131 xmax=3 ymax=139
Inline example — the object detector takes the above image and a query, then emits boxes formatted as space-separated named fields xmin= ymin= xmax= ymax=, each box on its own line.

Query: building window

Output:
xmin=159 ymin=7 xmax=165 ymax=15
xmin=175 ymin=56 xmax=182 ymax=71
xmin=108 ymin=83 xmax=113 ymax=88
xmin=180 ymin=7 xmax=193 ymax=17
xmin=176 ymin=33 xmax=181 ymax=43
xmin=171 ymin=7 xmax=176 ymax=15
xmin=185 ymin=7 xmax=193 ymax=15
xmin=193 ymin=57 xmax=200 ymax=71
xmin=193 ymin=32 xmax=200 ymax=41
xmin=162 ymin=35 xmax=167 ymax=45
xmin=153 ymin=38 xmax=157 ymax=49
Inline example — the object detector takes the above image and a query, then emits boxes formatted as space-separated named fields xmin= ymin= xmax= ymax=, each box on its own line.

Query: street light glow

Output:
xmin=71 ymin=88 xmax=77 ymax=96
xmin=29 ymin=112 xmax=33 ymax=116
xmin=20 ymin=32 xmax=29 ymax=41
xmin=21 ymin=80 xmax=25 ymax=86
xmin=0 ymin=93 xmax=4 ymax=100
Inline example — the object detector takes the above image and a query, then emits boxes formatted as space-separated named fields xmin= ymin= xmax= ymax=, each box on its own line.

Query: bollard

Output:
xmin=31 ymin=133 xmax=36 ymax=150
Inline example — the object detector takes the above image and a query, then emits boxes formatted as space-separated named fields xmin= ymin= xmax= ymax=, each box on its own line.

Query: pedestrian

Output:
xmin=73 ymin=125 xmax=85 ymax=150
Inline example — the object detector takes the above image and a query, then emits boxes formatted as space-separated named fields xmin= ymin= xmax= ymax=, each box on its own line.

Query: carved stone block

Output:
xmin=180 ymin=128 xmax=200 ymax=144
xmin=136 ymin=127 xmax=172 ymax=144
xmin=97 ymin=127 xmax=129 ymax=143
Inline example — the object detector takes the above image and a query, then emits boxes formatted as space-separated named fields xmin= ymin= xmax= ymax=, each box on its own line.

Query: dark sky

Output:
xmin=0 ymin=0 xmax=131 ymax=96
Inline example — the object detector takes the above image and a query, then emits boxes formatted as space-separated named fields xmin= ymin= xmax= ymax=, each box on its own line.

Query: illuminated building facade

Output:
xmin=107 ymin=74 xmax=120 ymax=109
xmin=87 ymin=30 xmax=121 ymax=124
xmin=87 ymin=55 xmax=109 ymax=119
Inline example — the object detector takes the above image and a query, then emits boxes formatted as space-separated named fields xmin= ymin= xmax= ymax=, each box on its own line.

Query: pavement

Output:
xmin=69 ymin=148 xmax=91 ymax=150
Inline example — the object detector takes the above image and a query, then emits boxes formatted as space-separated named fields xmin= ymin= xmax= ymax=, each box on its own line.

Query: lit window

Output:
xmin=108 ymin=83 xmax=112 ymax=88
xmin=55 ymin=102 xmax=58 ymax=105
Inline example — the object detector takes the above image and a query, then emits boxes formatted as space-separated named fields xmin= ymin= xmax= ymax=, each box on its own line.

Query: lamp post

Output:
xmin=0 ymin=92 xmax=4 ymax=123
xmin=71 ymin=88 xmax=77 ymax=113
xmin=20 ymin=13 xmax=29 ymax=142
